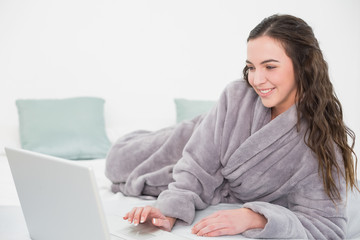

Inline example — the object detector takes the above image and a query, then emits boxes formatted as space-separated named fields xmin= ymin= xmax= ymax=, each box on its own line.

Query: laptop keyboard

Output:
xmin=110 ymin=234 xmax=126 ymax=240
xmin=107 ymin=215 xmax=190 ymax=240
xmin=111 ymin=225 xmax=156 ymax=240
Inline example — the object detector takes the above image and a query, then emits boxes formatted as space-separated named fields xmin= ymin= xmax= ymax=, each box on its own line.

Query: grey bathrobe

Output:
xmin=106 ymin=80 xmax=347 ymax=239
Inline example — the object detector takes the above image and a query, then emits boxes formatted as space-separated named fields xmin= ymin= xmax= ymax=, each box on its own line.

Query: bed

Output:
xmin=0 ymin=97 xmax=359 ymax=239
xmin=1 ymin=154 xmax=360 ymax=240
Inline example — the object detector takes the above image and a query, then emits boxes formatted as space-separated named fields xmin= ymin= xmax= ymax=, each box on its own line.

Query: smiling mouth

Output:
xmin=258 ymin=88 xmax=275 ymax=96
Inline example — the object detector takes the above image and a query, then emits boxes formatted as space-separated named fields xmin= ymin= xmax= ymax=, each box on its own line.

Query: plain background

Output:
xmin=0 ymin=0 xmax=359 ymax=176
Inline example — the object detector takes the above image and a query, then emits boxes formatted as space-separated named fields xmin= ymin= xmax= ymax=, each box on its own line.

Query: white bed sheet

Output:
xmin=1 ymin=154 xmax=359 ymax=239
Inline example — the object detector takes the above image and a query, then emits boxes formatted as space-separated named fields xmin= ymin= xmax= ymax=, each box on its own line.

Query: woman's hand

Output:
xmin=123 ymin=206 xmax=176 ymax=232
xmin=191 ymin=208 xmax=267 ymax=237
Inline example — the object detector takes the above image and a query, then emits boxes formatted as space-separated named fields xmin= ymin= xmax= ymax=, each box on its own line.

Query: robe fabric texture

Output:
xmin=106 ymin=80 xmax=347 ymax=239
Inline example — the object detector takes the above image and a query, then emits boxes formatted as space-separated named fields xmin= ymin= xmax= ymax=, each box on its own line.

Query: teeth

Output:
xmin=260 ymin=89 xmax=272 ymax=94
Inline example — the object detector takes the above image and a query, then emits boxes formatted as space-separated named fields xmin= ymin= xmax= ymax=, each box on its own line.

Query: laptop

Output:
xmin=5 ymin=147 xmax=190 ymax=240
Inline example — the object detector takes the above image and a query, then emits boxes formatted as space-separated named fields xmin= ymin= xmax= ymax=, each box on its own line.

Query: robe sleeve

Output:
xmin=155 ymin=80 xmax=255 ymax=223
xmin=242 ymin=149 xmax=347 ymax=239
xmin=155 ymin=90 xmax=225 ymax=223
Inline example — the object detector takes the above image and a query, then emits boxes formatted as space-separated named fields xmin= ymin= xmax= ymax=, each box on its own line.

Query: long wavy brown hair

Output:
xmin=243 ymin=14 xmax=358 ymax=202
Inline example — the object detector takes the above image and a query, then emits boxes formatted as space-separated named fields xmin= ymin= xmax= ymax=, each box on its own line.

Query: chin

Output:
xmin=260 ymin=99 xmax=274 ymax=109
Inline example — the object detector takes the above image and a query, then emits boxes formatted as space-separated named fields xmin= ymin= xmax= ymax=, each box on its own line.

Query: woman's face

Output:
xmin=246 ymin=35 xmax=297 ymax=119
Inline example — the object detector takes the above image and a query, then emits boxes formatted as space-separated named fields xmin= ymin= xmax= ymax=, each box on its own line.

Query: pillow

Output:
xmin=16 ymin=97 xmax=111 ymax=160
xmin=174 ymin=98 xmax=216 ymax=123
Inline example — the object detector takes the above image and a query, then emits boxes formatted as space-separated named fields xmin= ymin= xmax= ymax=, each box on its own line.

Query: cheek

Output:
xmin=283 ymin=72 xmax=296 ymax=91
xmin=283 ymin=63 xmax=296 ymax=87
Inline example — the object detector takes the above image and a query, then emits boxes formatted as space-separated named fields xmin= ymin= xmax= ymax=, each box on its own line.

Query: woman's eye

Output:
xmin=266 ymin=65 xmax=276 ymax=70
xmin=247 ymin=66 xmax=255 ymax=71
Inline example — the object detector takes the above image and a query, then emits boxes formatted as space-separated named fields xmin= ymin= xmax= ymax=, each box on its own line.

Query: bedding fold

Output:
xmin=106 ymin=116 xmax=203 ymax=197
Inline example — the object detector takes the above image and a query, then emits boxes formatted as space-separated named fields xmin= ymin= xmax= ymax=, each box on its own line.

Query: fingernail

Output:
xmin=134 ymin=223 xmax=138 ymax=226
xmin=140 ymin=217 xmax=145 ymax=223
xmin=152 ymin=218 xmax=156 ymax=224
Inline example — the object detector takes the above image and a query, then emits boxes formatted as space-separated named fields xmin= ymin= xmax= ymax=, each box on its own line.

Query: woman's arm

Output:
xmin=191 ymin=207 xmax=267 ymax=237
xmin=241 ymin=169 xmax=347 ymax=239
xmin=155 ymin=81 xmax=258 ymax=224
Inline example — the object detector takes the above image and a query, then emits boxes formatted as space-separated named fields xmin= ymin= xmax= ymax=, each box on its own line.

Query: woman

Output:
xmin=106 ymin=14 xmax=358 ymax=239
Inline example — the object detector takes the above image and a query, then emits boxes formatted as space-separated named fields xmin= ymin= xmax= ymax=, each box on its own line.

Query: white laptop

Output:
xmin=5 ymin=147 xmax=190 ymax=240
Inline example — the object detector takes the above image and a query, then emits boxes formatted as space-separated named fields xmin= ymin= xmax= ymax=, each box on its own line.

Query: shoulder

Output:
xmin=224 ymin=79 xmax=254 ymax=94
xmin=220 ymin=79 xmax=258 ymax=106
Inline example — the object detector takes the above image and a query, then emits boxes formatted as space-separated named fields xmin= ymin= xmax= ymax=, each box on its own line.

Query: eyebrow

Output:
xmin=246 ymin=59 xmax=280 ymax=65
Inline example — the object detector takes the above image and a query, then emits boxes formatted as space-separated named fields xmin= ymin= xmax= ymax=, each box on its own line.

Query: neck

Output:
xmin=271 ymin=108 xmax=279 ymax=120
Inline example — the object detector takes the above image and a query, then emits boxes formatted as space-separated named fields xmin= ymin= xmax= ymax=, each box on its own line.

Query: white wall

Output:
xmin=0 ymin=0 xmax=359 ymax=174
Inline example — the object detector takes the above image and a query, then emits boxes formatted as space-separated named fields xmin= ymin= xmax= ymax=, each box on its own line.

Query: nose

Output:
xmin=252 ymin=69 xmax=266 ymax=86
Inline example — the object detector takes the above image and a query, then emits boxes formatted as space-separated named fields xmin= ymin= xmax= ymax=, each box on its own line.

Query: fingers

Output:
xmin=192 ymin=209 xmax=250 ymax=237
xmin=124 ymin=207 xmax=138 ymax=225
xmin=192 ymin=216 xmax=215 ymax=235
xmin=198 ymin=226 xmax=229 ymax=237
xmin=123 ymin=206 xmax=165 ymax=226
xmin=192 ymin=211 xmax=230 ymax=237
xmin=152 ymin=217 xmax=175 ymax=232
xmin=124 ymin=206 xmax=148 ymax=225
xmin=123 ymin=206 xmax=175 ymax=232
xmin=141 ymin=206 xmax=152 ymax=223
xmin=133 ymin=207 xmax=144 ymax=225
xmin=192 ymin=220 xmax=229 ymax=237
xmin=152 ymin=218 xmax=167 ymax=227
xmin=191 ymin=211 xmax=220 ymax=231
